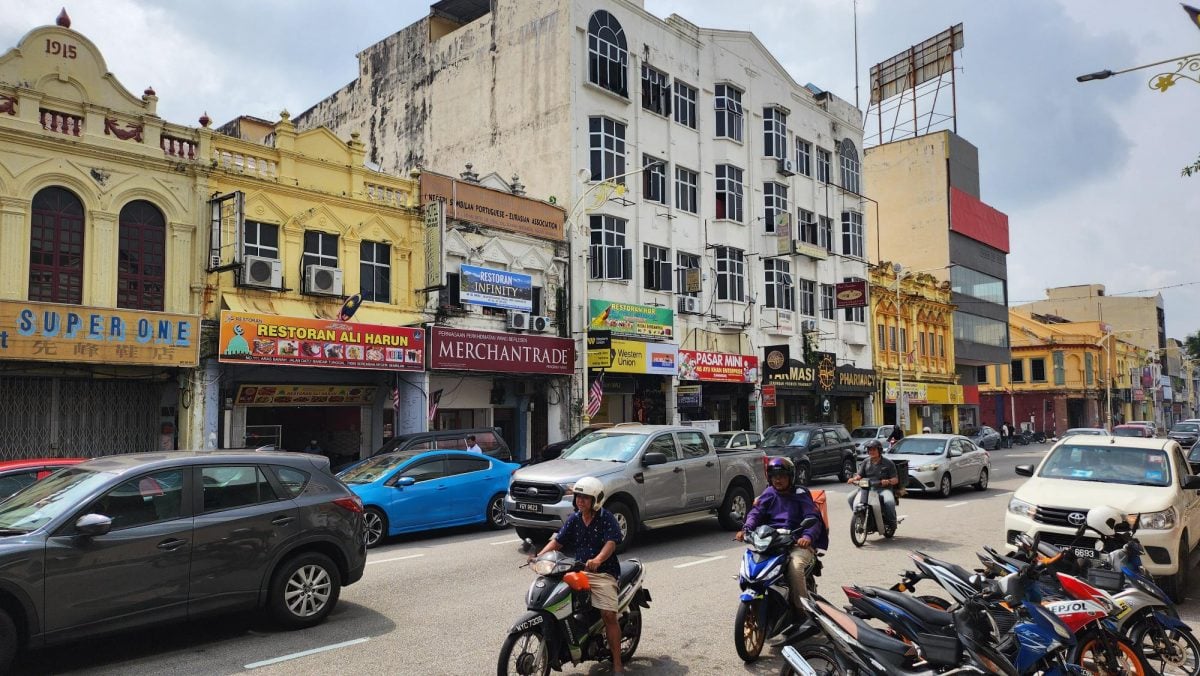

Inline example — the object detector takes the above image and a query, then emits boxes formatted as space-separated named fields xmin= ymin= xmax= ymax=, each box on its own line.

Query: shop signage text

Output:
xmin=430 ymin=327 xmax=574 ymax=375
xmin=218 ymin=311 xmax=424 ymax=371
xmin=0 ymin=300 xmax=199 ymax=367
xmin=762 ymin=385 xmax=777 ymax=407
xmin=589 ymin=300 xmax=674 ymax=340
xmin=677 ymin=385 xmax=702 ymax=408
xmin=884 ymin=381 xmax=964 ymax=404
xmin=235 ymin=384 xmax=377 ymax=407
xmin=602 ymin=339 xmax=677 ymax=375
xmin=835 ymin=280 xmax=868 ymax=309
xmin=424 ymin=200 xmax=445 ymax=290
xmin=763 ymin=344 xmax=791 ymax=380
xmin=420 ymin=173 xmax=565 ymax=241
xmin=764 ymin=354 xmax=876 ymax=393
xmin=678 ymin=350 xmax=759 ymax=383
xmin=459 ymin=265 xmax=532 ymax=311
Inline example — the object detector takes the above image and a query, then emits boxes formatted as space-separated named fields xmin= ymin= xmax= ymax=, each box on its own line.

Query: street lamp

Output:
xmin=893 ymin=263 xmax=905 ymax=431
xmin=1076 ymin=52 xmax=1200 ymax=91
xmin=1095 ymin=332 xmax=1114 ymax=431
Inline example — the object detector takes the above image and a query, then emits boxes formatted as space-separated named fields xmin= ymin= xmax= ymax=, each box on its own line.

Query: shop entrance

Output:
xmin=245 ymin=406 xmax=362 ymax=465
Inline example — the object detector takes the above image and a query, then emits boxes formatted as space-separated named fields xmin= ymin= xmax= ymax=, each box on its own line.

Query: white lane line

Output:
xmin=674 ymin=555 xmax=725 ymax=569
xmin=244 ymin=637 xmax=370 ymax=669
xmin=490 ymin=538 xmax=523 ymax=546
xmin=366 ymin=553 xmax=424 ymax=566
xmin=944 ymin=501 xmax=969 ymax=508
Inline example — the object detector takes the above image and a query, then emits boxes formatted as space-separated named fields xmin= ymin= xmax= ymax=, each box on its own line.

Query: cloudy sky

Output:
xmin=4 ymin=1 xmax=1199 ymax=338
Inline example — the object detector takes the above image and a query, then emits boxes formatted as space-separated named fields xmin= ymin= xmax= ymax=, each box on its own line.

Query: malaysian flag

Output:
xmin=586 ymin=373 xmax=605 ymax=419
xmin=428 ymin=389 xmax=443 ymax=422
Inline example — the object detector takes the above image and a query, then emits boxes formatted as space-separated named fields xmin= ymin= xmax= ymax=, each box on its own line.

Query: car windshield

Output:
xmin=890 ymin=438 xmax=946 ymax=456
xmin=1172 ymin=423 xmax=1199 ymax=433
xmin=1038 ymin=444 xmax=1171 ymax=486
xmin=1112 ymin=427 xmax=1144 ymax=437
xmin=710 ymin=434 xmax=732 ymax=449
xmin=1064 ymin=429 xmax=1107 ymax=436
xmin=850 ymin=427 xmax=879 ymax=440
xmin=560 ymin=432 xmax=646 ymax=462
xmin=338 ymin=452 xmax=417 ymax=484
xmin=0 ymin=467 xmax=114 ymax=532
xmin=762 ymin=429 xmax=810 ymax=448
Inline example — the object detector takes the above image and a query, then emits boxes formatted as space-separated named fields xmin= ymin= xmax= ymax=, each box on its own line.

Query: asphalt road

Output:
xmin=15 ymin=444 xmax=1198 ymax=675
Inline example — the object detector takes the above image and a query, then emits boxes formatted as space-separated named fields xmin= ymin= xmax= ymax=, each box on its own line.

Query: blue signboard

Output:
xmin=459 ymin=265 xmax=533 ymax=312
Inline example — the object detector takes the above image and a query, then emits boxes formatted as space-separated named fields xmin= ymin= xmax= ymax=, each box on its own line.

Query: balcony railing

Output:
xmin=161 ymin=134 xmax=197 ymax=159
xmin=364 ymin=182 xmax=410 ymax=208
xmin=212 ymin=149 xmax=277 ymax=179
xmin=40 ymin=109 xmax=83 ymax=136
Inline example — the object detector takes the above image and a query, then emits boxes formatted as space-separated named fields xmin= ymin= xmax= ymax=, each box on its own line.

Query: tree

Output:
xmin=1185 ymin=330 xmax=1200 ymax=360
xmin=1183 ymin=155 xmax=1200 ymax=177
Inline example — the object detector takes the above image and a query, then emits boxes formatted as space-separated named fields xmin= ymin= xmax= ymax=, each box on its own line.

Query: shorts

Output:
xmin=587 ymin=572 xmax=619 ymax=612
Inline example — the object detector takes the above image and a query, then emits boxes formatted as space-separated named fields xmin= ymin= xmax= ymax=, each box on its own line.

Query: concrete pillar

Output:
xmin=201 ymin=358 xmax=221 ymax=449
xmin=1053 ymin=396 xmax=1069 ymax=435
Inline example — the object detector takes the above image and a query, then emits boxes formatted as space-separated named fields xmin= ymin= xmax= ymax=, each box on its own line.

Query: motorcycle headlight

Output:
xmin=1139 ymin=508 xmax=1176 ymax=531
xmin=531 ymin=558 xmax=557 ymax=576
xmin=1008 ymin=497 xmax=1036 ymax=519
xmin=915 ymin=463 xmax=941 ymax=472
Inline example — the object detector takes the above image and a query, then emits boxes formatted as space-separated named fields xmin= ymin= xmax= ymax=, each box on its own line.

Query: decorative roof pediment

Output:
xmin=293 ymin=127 xmax=352 ymax=164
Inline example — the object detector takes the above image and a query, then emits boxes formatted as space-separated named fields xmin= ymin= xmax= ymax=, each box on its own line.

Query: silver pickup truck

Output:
xmin=505 ymin=424 xmax=766 ymax=551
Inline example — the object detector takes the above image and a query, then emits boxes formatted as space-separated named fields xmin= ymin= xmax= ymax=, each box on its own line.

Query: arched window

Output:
xmin=839 ymin=138 xmax=861 ymax=194
xmin=117 ymin=200 xmax=166 ymax=311
xmin=588 ymin=10 xmax=628 ymax=96
xmin=29 ymin=186 xmax=85 ymax=304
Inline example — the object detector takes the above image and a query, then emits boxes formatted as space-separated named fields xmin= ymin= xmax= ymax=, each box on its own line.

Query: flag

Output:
xmin=1184 ymin=3 xmax=1200 ymax=30
xmin=586 ymin=373 xmax=605 ymax=419
xmin=428 ymin=389 xmax=443 ymax=422
xmin=338 ymin=293 xmax=363 ymax=321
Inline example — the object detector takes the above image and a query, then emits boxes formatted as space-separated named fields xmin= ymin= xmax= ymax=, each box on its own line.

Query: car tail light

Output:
xmin=333 ymin=496 xmax=363 ymax=513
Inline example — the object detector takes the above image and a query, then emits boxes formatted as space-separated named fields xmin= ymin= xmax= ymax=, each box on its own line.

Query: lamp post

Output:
xmin=893 ymin=263 xmax=905 ymax=431
xmin=1095 ymin=332 xmax=1114 ymax=431
xmin=1077 ymin=52 xmax=1200 ymax=91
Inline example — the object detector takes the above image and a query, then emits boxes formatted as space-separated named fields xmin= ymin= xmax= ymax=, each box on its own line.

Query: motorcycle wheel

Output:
xmin=497 ymin=627 xmax=551 ymax=676
xmin=780 ymin=641 xmax=848 ymax=676
xmin=1130 ymin=615 xmax=1200 ymax=676
xmin=1073 ymin=631 xmax=1149 ymax=676
xmin=850 ymin=511 xmax=867 ymax=548
xmin=734 ymin=599 xmax=768 ymax=663
xmin=619 ymin=607 xmax=642 ymax=663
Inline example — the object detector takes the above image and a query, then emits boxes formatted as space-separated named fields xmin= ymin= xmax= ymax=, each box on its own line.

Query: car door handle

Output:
xmin=271 ymin=515 xmax=295 ymax=526
xmin=437 ymin=485 xmax=449 ymax=490
xmin=157 ymin=538 xmax=187 ymax=551
xmin=706 ymin=461 xmax=715 ymax=468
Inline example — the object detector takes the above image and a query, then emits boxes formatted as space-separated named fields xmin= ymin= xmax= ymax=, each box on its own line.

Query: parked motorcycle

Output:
xmin=850 ymin=478 xmax=904 ymax=547
xmin=733 ymin=517 xmax=823 ymax=662
xmin=498 ymin=551 xmax=651 ymax=676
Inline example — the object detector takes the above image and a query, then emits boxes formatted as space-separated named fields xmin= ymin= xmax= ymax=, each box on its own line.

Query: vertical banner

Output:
xmin=424 ymin=200 xmax=445 ymax=290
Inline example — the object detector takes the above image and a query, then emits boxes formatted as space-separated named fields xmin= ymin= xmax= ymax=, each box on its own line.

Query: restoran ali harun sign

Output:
xmin=218 ymin=310 xmax=424 ymax=371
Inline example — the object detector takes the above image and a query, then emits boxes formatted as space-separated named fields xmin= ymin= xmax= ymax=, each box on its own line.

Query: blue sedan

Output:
xmin=338 ymin=450 xmax=519 ymax=547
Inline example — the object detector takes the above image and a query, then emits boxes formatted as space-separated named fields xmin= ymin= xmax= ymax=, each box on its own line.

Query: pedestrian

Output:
xmin=302 ymin=439 xmax=323 ymax=454
xmin=465 ymin=435 xmax=483 ymax=454
xmin=999 ymin=422 xmax=1010 ymax=449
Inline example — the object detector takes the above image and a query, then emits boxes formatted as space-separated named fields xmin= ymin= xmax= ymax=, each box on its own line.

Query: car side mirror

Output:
xmin=396 ymin=476 xmax=416 ymax=488
xmin=1015 ymin=464 xmax=1035 ymax=477
xmin=949 ymin=448 xmax=963 ymax=458
xmin=75 ymin=513 xmax=112 ymax=537
xmin=642 ymin=452 xmax=667 ymax=467
xmin=1183 ymin=475 xmax=1200 ymax=490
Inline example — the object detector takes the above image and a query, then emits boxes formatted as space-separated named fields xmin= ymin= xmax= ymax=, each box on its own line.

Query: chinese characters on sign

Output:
xmin=218 ymin=311 xmax=424 ymax=371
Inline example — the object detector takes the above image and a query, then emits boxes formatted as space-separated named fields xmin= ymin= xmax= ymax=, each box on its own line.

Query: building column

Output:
xmin=1053 ymin=396 xmax=1069 ymax=435
xmin=0 ymin=197 xmax=29 ymax=300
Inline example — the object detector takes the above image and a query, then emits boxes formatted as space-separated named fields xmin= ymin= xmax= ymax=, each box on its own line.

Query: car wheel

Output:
xmin=1160 ymin=537 xmax=1190 ymax=603
xmin=268 ymin=552 xmax=342 ymax=629
xmin=718 ymin=485 xmax=751 ymax=531
xmin=606 ymin=500 xmax=635 ymax=553
xmin=795 ymin=462 xmax=811 ymax=487
xmin=974 ymin=468 xmax=989 ymax=492
xmin=937 ymin=473 xmax=952 ymax=498
xmin=485 ymin=493 xmax=508 ymax=530
xmin=362 ymin=507 xmax=387 ymax=548
xmin=838 ymin=457 xmax=855 ymax=483
xmin=0 ymin=609 xmax=16 ymax=673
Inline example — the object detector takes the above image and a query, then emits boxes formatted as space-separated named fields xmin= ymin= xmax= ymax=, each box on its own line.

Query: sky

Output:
xmin=4 ymin=1 xmax=1199 ymax=339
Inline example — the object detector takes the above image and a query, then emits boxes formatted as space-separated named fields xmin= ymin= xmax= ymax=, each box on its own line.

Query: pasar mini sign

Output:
xmin=678 ymin=350 xmax=759 ymax=383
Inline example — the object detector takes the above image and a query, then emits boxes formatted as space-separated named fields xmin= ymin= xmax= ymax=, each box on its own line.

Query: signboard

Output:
xmin=458 ymin=265 xmax=533 ymax=311
xmin=589 ymin=300 xmax=674 ymax=340
xmin=762 ymin=385 xmax=777 ymax=408
xmin=424 ymin=200 xmax=445 ymax=290
xmin=775 ymin=214 xmax=792 ymax=255
xmin=218 ymin=311 xmax=424 ymax=371
xmin=0 ymin=300 xmax=200 ymax=367
xmin=420 ymin=172 xmax=566 ymax=241
xmin=235 ymin=384 xmax=377 ymax=407
xmin=1134 ymin=388 xmax=1146 ymax=402
xmin=677 ymin=385 xmax=702 ymax=408
xmin=792 ymin=241 xmax=829 ymax=261
xmin=685 ymin=268 xmax=702 ymax=293
xmin=678 ymin=350 xmax=759 ymax=383
xmin=764 ymin=355 xmax=876 ymax=393
xmin=429 ymin=326 xmax=574 ymax=375
xmin=763 ymin=344 xmax=791 ymax=380
xmin=587 ymin=330 xmax=613 ymax=368
xmin=604 ymin=339 xmax=677 ymax=375
xmin=835 ymin=280 xmax=868 ymax=309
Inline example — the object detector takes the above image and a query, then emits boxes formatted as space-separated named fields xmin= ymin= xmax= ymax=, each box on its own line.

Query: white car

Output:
xmin=710 ymin=431 xmax=762 ymax=450
xmin=850 ymin=425 xmax=896 ymax=457
xmin=887 ymin=434 xmax=990 ymax=498
xmin=1005 ymin=436 xmax=1200 ymax=601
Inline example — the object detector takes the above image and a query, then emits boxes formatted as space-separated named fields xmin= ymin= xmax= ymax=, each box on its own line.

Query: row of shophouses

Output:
xmin=0 ymin=6 xmax=1188 ymax=464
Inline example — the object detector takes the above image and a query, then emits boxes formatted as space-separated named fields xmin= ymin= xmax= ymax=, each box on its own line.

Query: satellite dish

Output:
xmin=338 ymin=293 xmax=363 ymax=321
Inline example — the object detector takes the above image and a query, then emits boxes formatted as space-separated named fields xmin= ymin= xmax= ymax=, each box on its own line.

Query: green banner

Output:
xmin=588 ymin=300 xmax=674 ymax=341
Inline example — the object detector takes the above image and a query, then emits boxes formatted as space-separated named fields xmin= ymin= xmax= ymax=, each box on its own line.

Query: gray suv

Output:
xmin=0 ymin=451 xmax=366 ymax=670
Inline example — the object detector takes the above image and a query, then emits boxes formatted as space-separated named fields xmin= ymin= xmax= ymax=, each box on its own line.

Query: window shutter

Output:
xmin=623 ymin=248 xmax=634 ymax=280
xmin=556 ymin=287 xmax=568 ymax=337
xmin=591 ymin=247 xmax=603 ymax=279
xmin=659 ymin=260 xmax=672 ymax=291
xmin=531 ymin=286 xmax=543 ymax=315
xmin=440 ymin=272 xmax=461 ymax=308
xmin=1053 ymin=351 xmax=1066 ymax=386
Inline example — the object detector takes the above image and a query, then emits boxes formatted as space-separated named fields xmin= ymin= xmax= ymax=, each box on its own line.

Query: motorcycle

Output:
xmin=850 ymin=478 xmax=904 ymax=547
xmin=498 ymin=551 xmax=651 ymax=676
xmin=733 ymin=517 xmax=823 ymax=662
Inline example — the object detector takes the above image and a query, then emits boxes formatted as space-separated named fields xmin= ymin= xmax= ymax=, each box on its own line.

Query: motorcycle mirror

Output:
xmin=798 ymin=515 xmax=819 ymax=531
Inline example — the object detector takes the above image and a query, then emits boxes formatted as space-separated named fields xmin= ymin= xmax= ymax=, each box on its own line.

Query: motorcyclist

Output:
xmin=846 ymin=439 xmax=899 ymax=535
xmin=530 ymin=476 xmax=626 ymax=674
xmin=737 ymin=457 xmax=828 ymax=612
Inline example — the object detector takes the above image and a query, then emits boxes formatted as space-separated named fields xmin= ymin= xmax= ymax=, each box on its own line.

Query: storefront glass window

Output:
xmin=951 ymin=266 xmax=1006 ymax=304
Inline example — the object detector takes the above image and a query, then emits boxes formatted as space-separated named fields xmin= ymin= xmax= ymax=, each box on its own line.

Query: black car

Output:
xmin=0 ymin=451 xmax=366 ymax=670
xmin=373 ymin=427 xmax=513 ymax=462
xmin=759 ymin=423 xmax=858 ymax=485
xmin=1169 ymin=422 xmax=1200 ymax=449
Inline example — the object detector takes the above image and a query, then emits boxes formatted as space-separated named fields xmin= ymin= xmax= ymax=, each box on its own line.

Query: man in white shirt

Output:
xmin=465 ymin=435 xmax=483 ymax=454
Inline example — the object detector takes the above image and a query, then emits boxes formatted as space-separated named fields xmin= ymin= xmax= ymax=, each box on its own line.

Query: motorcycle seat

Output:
xmin=816 ymin=600 xmax=916 ymax=657
xmin=915 ymin=552 xmax=975 ymax=586
xmin=618 ymin=559 xmax=642 ymax=590
xmin=864 ymin=587 xmax=954 ymax=627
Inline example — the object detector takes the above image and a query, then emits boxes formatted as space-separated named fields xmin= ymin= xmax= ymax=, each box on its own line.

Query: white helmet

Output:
xmin=1086 ymin=505 xmax=1126 ymax=536
xmin=572 ymin=476 xmax=606 ymax=508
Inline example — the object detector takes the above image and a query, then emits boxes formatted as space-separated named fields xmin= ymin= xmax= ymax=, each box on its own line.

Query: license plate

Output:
xmin=1074 ymin=547 xmax=1097 ymax=559
xmin=514 ymin=502 xmax=543 ymax=514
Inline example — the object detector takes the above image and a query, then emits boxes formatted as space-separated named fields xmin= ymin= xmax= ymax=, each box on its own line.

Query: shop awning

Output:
xmin=221 ymin=293 xmax=426 ymax=327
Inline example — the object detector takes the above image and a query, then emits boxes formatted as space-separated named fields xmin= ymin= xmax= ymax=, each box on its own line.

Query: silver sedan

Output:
xmin=887 ymin=434 xmax=991 ymax=498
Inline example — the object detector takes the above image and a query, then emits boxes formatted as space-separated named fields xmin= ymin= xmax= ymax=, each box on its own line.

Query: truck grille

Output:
xmin=509 ymin=481 xmax=562 ymax=504
xmin=1033 ymin=505 xmax=1089 ymax=528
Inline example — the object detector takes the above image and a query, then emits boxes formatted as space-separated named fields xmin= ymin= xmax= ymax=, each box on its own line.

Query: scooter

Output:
xmin=498 ymin=551 xmax=651 ymax=676
xmin=850 ymin=478 xmax=904 ymax=547
xmin=732 ymin=517 xmax=823 ymax=662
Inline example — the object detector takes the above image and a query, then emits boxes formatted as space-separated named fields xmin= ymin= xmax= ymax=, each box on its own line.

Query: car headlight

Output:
xmin=1139 ymin=508 xmax=1176 ymax=530
xmin=560 ymin=483 xmax=575 ymax=498
xmin=915 ymin=463 xmax=941 ymax=472
xmin=1008 ymin=497 xmax=1036 ymax=519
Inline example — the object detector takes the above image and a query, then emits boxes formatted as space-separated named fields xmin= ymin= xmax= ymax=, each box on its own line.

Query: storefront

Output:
xmin=428 ymin=326 xmax=573 ymax=460
xmin=0 ymin=300 xmax=200 ymax=458
xmin=884 ymin=380 xmax=964 ymax=433
xmin=217 ymin=310 xmax=424 ymax=465
xmin=762 ymin=351 xmax=875 ymax=429
xmin=677 ymin=349 xmax=758 ymax=430
xmin=587 ymin=301 xmax=676 ymax=425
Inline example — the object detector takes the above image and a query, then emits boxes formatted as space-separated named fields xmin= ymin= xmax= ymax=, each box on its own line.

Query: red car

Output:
xmin=1112 ymin=424 xmax=1155 ymax=438
xmin=0 ymin=458 xmax=86 ymax=501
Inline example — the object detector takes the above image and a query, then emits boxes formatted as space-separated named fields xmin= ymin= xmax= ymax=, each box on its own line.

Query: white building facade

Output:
xmin=299 ymin=0 xmax=876 ymax=438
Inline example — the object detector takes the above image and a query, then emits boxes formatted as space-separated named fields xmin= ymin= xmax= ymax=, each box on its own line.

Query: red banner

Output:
xmin=429 ymin=327 xmax=574 ymax=375
xmin=835 ymin=280 xmax=868 ymax=309
xmin=218 ymin=311 xmax=424 ymax=371
xmin=678 ymin=350 xmax=759 ymax=383
xmin=762 ymin=385 xmax=777 ymax=408
xmin=950 ymin=187 xmax=1010 ymax=253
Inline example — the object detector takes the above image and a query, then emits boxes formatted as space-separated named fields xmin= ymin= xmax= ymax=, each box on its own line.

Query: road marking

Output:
xmin=244 ymin=637 xmax=370 ymax=669
xmin=674 ymin=555 xmax=725 ymax=569
xmin=490 ymin=538 xmax=523 ymax=546
xmin=366 ymin=554 xmax=424 ymax=566
xmin=944 ymin=501 xmax=969 ymax=508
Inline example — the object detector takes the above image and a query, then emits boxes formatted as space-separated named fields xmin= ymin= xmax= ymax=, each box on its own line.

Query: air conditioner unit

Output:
xmin=304 ymin=264 xmax=344 ymax=297
xmin=776 ymin=158 xmax=795 ymax=177
xmin=678 ymin=296 xmax=701 ymax=315
xmin=529 ymin=315 xmax=551 ymax=333
xmin=508 ymin=312 xmax=530 ymax=331
xmin=801 ymin=319 xmax=817 ymax=333
xmin=241 ymin=255 xmax=282 ymax=289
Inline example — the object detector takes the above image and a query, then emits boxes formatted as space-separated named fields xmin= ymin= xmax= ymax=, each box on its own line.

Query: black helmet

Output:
xmin=865 ymin=439 xmax=884 ymax=452
xmin=766 ymin=456 xmax=795 ymax=483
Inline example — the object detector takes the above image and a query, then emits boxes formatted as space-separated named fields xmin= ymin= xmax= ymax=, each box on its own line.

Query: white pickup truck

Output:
xmin=505 ymin=425 xmax=766 ymax=552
